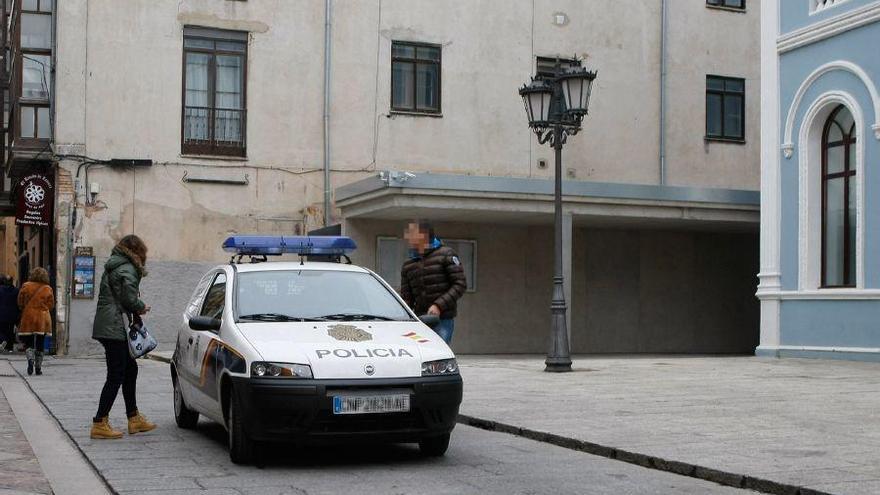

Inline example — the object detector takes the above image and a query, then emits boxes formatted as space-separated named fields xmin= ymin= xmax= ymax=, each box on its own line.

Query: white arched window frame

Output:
xmin=798 ymin=92 xmax=865 ymax=291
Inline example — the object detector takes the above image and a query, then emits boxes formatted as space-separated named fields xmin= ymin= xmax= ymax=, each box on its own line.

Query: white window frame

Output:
xmin=797 ymin=91 xmax=865 ymax=291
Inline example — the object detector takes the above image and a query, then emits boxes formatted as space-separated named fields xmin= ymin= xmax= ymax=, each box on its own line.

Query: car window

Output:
xmin=185 ymin=271 xmax=216 ymax=319
xmin=200 ymin=273 xmax=227 ymax=320
xmin=236 ymin=270 xmax=412 ymax=321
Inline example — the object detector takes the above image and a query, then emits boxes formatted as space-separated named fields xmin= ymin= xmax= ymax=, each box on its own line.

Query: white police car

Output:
xmin=171 ymin=236 xmax=462 ymax=464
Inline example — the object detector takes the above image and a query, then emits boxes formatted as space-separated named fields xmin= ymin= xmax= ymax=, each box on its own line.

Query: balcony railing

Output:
xmin=182 ymin=106 xmax=246 ymax=157
xmin=812 ymin=0 xmax=848 ymax=14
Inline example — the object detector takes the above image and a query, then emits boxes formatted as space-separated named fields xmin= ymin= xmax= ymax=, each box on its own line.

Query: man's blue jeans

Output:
xmin=435 ymin=319 xmax=455 ymax=344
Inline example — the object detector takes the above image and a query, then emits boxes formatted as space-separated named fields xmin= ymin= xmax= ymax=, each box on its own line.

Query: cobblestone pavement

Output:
xmin=458 ymin=355 xmax=880 ymax=495
xmin=11 ymin=357 xmax=755 ymax=495
xmin=0 ymin=385 xmax=52 ymax=495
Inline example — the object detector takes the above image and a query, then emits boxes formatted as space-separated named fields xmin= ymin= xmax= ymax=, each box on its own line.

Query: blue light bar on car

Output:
xmin=222 ymin=235 xmax=357 ymax=256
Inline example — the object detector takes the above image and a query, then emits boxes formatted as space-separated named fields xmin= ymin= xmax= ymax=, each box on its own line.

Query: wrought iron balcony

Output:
xmin=182 ymin=106 xmax=246 ymax=157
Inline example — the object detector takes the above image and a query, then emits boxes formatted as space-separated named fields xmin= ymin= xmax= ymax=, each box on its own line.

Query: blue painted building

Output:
xmin=758 ymin=0 xmax=880 ymax=360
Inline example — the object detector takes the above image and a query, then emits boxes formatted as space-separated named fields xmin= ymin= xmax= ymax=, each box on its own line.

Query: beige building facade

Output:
xmin=46 ymin=0 xmax=761 ymax=355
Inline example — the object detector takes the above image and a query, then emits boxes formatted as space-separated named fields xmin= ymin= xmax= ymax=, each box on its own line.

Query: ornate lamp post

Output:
xmin=519 ymin=61 xmax=596 ymax=372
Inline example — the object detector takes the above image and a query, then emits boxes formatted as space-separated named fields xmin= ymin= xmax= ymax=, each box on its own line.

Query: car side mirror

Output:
xmin=419 ymin=314 xmax=440 ymax=329
xmin=189 ymin=316 xmax=221 ymax=332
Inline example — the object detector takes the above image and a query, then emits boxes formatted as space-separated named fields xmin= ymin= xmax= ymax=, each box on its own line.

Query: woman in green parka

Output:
xmin=90 ymin=235 xmax=156 ymax=440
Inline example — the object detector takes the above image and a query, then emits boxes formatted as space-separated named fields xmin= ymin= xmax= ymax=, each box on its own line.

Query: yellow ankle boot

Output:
xmin=90 ymin=417 xmax=123 ymax=439
xmin=127 ymin=411 xmax=156 ymax=434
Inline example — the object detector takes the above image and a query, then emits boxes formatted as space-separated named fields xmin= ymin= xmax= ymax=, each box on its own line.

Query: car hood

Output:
xmin=236 ymin=321 xmax=453 ymax=379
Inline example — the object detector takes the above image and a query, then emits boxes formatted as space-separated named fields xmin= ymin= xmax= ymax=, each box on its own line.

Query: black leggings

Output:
xmin=22 ymin=334 xmax=44 ymax=351
xmin=94 ymin=338 xmax=138 ymax=422
xmin=0 ymin=322 xmax=15 ymax=350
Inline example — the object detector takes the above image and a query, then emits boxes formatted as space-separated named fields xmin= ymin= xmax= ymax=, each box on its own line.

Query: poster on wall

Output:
xmin=15 ymin=173 xmax=54 ymax=228
xmin=73 ymin=247 xmax=96 ymax=299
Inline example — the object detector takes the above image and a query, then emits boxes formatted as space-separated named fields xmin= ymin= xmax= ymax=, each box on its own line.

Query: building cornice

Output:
xmin=336 ymin=171 xmax=760 ymax=207
xmin=757 ymin=289 xmax=880 ymax=300
xmin=777 ymin=2 xmax=880 ymax=53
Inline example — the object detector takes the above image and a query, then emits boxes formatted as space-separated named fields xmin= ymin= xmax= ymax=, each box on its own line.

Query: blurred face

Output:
xmin=404 ymin=223 xmax=430 ymax=252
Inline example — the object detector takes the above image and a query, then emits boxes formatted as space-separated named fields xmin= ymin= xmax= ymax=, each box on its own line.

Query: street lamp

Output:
xmin=519 ymin=60 xmax=597 ymax=372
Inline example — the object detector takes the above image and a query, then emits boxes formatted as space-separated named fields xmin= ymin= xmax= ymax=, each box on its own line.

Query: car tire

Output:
xmin=173 ymin=377 xmax=199 ymax=429
xmin=419 ymin=432 xmax=451 ymax=457
xmin=228 ymin=391 xmax=255 ymax=465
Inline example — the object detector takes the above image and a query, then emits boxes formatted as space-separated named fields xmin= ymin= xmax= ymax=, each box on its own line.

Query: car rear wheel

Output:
xmin=419 ymin=432 xmax=450 ymax=457
xmin=173 ymin=376 xmax=199 ymax=429
xmin=227 ymin=391 xmax=255 ymax=465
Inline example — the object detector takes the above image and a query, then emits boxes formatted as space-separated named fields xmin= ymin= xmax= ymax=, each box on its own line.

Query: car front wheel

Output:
xmin=419 ymin=432 xmax=451 ymax=457
xmin=173 ymin=376 xmax=199 ymax=429
xmin=227 ymin=391 xmax=255 ymax=464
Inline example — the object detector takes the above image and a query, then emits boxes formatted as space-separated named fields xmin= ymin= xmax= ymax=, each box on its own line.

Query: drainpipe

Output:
xmin=659 ymin=0 xmax=668 ymax=185
xmin=322 ymin=0 xmax=332 ymax=226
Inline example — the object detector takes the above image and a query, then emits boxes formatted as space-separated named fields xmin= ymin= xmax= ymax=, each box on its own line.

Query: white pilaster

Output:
xmin=756 ymin=0 xmax=782 ymax=351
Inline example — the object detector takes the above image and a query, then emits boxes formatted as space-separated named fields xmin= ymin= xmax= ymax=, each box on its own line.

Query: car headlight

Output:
xmin=421 ymin=358 xmax=459 ymax=376
xmin=250 ymin=362 xmax=313 ymax=379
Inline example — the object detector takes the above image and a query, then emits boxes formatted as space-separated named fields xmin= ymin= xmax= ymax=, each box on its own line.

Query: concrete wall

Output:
xmin=665 ymin=1 xmax=761 ymax=189
xmin=52 ymin=0 xmax=761 ymax=354
xmin=67 ymin=259 xmax=214 ymax=356
xmin=575 ymin=229 xmax=759 ymax=354
xmin=346 ymin=219 xmax=759 ymax=354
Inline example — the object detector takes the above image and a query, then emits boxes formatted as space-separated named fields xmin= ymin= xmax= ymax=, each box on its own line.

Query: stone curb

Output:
xmin=146 ymin=353 xmax=172 ymax=364
xmin=457 ymin=414 xmax=831 ymax=495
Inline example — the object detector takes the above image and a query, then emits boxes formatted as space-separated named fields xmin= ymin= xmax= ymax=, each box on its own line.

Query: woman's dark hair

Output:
xmin=117 ymin=234 xmax=148 ymax=265
xmin=28 ymin=267 xmax=50 ymax=285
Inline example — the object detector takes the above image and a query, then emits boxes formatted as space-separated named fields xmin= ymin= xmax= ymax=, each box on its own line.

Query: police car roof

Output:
xmin=230 ymin=261 xmax=371 ymax=274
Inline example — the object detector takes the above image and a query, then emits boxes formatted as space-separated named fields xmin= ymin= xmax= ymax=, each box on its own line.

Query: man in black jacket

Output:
xmin=401 ymin=221 xmax=467 ymax=344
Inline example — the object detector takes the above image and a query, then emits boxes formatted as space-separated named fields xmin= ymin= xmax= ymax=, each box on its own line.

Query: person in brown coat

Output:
xmin=401 ymin=221 xmax=467 ymax=344
xmin=18 ymin=267 xmax=54 ymax=375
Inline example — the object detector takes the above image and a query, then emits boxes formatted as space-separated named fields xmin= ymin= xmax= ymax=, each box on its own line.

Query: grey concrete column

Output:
xmin=563 ymin=212 xmax=573 ymax=343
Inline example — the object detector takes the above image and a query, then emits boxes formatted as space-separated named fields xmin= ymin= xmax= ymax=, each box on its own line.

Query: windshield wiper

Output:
xmin=238 ymin=313 xmax=324 ymax=322
xmin=317 ymin=313 xmax=399 ymax=322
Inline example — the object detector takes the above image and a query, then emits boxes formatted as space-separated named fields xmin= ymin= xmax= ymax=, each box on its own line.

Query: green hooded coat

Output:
xmin=91 ymin=246 xmax=147 ymax=341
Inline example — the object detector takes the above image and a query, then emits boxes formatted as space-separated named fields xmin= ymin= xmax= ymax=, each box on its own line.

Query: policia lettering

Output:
xmin=315 ymin=348 xmax=414 ymax=359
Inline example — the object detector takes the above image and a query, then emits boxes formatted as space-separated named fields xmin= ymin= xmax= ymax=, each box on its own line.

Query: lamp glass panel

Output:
xmin=562 ymin=77 xmax=584 ymax=111
xmin=527 ymin=91 xmax=550 ymax=122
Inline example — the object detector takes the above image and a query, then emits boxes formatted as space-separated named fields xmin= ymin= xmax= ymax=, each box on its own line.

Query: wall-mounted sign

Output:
xmin=15 ymin=174 xmax=54 ymax=228
xmin=73 ymin=247 xmax=96 ymax=299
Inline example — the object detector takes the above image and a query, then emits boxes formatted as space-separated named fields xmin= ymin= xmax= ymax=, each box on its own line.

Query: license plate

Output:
xmin=332 ymin=394 xmax=410 ymax=415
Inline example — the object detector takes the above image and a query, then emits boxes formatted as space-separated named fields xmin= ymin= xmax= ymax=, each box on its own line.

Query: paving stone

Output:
xmin=0 ymin=389 xmax=52 ymax=495
xmin=13 ymin=357 xmax=750 ymax=494
xmin=458 ymin=355 xmax=880 ymax=495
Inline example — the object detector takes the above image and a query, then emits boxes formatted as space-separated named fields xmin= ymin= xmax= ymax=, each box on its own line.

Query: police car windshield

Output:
xmin=235 ymin=270 xmax=413 ymax=322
